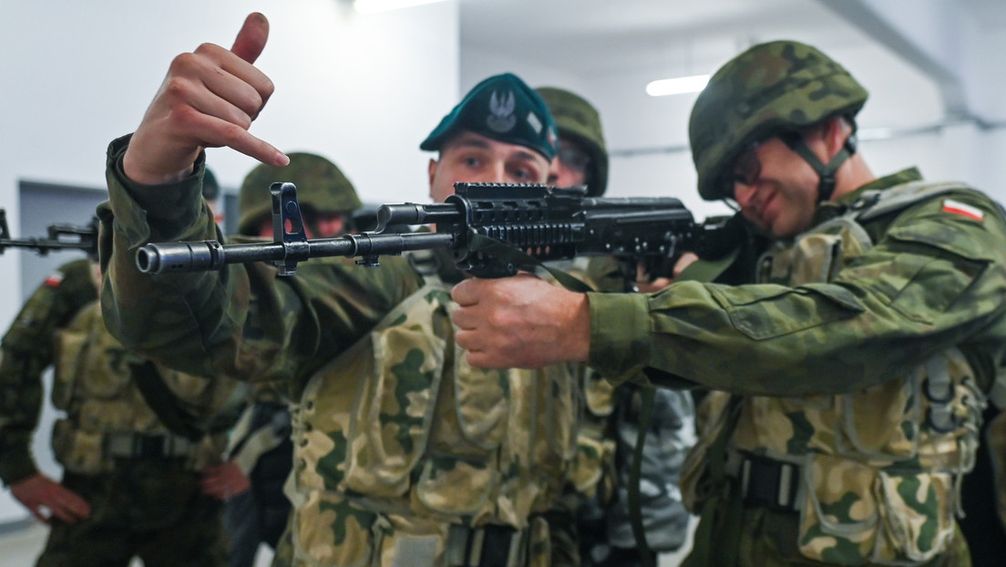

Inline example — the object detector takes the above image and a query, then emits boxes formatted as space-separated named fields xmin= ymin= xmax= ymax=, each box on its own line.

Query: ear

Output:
xmin=822 ymin=116 xmax=850 ymax=158
xmin=427 ymin=158 xmax=438 ymax=197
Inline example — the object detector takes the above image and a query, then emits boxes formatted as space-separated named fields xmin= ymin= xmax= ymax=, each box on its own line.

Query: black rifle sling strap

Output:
xmin=131 ymin=361 xmax=207 ymax=443
xmin=628 ymin=252 xmax=741 ymax=567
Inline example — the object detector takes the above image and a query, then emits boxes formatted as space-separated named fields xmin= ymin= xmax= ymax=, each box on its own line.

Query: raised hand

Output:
xmin=10 ymin=473 xmax=91 ymax=524
xmin=123 ymin=12 xmax=288 ymax=186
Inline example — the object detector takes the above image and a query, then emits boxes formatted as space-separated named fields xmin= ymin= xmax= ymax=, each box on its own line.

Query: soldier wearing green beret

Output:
xmin=0 ymin=176 xmax=236 ymax=566
xmin=536 ymin=86 xmax=695 ymax=567
xmin=98 ymin=13 xmax=582 ymax=566
xmin=202 ymin=153 xmax=363 ymax=567
xmin=452 ymin=40 xmax=1006 ymax=566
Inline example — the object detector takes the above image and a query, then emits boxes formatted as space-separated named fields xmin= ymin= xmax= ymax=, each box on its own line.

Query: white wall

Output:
xmin=0 ymin=0 xmax=459 ymax=524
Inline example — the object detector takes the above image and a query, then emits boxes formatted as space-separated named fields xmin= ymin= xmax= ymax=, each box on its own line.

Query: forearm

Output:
xmin=0 ymin=352 xmax=45 ymax=485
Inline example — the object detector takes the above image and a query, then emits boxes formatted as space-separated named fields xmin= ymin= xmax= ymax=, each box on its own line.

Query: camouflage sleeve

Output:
xmin=0 ymin=260 xmax=97 ymax=485
xmin=99 ymin=135 xmax=421 ymax=387
xmin=587 ymin=190 xmax=1006 ymax=397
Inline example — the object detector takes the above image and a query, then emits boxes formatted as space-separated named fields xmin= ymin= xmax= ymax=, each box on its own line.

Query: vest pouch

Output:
xmin=797 ymin=454 xmax=879 ymax=565
xmin=74 ymin=306 xmax=135 ymax=400
xmin=53 ymin=322 xmax=90 ymax=411
xmin=873 ymin=470 xmax=955 ymax=564
xmin=291 ymin=489 xmax=375 ymax=567
xmin=837 ymin=378 xmax=920 ymax=462
xmin=450 ymin=308 xmax=509 ymax=453
xmin=341 ymin=310 xmax=446 ymax=499
xmin=414 ymin=456 xmax=496 ymax=517
xmin=51 ymin=418 xmax=106 ymax=474
xmin=530 ymin=364 xmax=579 ymax=472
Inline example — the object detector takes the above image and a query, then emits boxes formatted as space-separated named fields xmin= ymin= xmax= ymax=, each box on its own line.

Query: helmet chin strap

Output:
xmin=781 ymin=130 xmax=858 ymax=203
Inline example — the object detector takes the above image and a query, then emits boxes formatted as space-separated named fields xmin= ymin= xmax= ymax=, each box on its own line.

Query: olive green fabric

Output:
xmin=689 ymin=40 xmax=868 ymax=201
xmin=0 ymin=259 xmax=97 ymax=485
xmin=237 ymin=152 xmax=361 ymax=236
xmin=421 ymin=73 xmax=558 ymax=160
xmin=202 ymin=167 xmax=220 ymax=202
xmin=35 ymin=466 xmax=225 ymax=567
xmin=536 ymin=87 xmax=609 ymax=196
xmin=586 ymin=169 xmax=1006 ymax=565
xmin=100 ymin=134 xmax=581 ymax=566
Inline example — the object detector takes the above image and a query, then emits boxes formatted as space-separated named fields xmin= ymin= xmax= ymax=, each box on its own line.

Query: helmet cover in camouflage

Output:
xmin=536 ymin=87 xmax=609 ymax=196
xmin=689 ymin=40 xmax=869 ymax=201
xmin=238 ymin=152 xmax=362 ymax=236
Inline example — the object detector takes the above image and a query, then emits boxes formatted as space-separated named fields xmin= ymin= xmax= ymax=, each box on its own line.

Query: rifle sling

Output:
xmin=131 ymin=361 xmax=207 ymax=443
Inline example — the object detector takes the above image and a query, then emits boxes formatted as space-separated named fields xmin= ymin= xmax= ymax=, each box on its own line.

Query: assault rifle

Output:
xmin=0 ymin=209 xmax=99 ymax=258
xmin=136 ymin=182 xmax=741 ymax=279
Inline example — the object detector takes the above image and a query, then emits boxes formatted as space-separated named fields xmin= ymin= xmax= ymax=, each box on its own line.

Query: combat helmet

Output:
xmin=689 ymin=40 xmax=868 ymax=202
xmin=238 ymin=152 xmax=362 ymax=236
xmin=536 ymin=87 xmax=609 ymax=196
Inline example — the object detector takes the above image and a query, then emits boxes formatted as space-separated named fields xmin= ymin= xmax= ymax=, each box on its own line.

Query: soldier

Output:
xmin=0 ymin=175 xmax=236 ymax=566
xmin=536 ymin=86 xmax=694 ymax=567
xmin=97 ymin=13 xmax=582 ymax=567
xmin=452 ymin=40 xmax=1006 ymax=566
xmin=203 ymin=152 xmax=363 ymax=567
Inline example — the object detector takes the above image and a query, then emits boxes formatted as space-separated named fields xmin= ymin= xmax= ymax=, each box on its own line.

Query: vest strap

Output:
xmin=104 ymin=431 xmax=199 ymax=459
xmin=732 ymin=452 xmax=802 ymax=512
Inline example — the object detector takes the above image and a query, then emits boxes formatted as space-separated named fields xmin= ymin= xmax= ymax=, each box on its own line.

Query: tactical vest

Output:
xmin=285 ymin=261 xmax=581 ymax=567
xmin=53 ymin=301 xmax=231 ymax=473
xmin=692 ymin=181 xmax=990 ymax=565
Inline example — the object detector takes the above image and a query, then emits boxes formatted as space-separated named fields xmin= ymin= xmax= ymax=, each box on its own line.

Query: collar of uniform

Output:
xmin=813 ymin=167 xmax=923 ymax=224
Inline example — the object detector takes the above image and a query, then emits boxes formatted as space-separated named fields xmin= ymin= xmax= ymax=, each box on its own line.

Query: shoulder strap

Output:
xmin=131 ymin=361 xmax=207 ymax=442
xmin=854 ymin=180 xmax=974 ymax=222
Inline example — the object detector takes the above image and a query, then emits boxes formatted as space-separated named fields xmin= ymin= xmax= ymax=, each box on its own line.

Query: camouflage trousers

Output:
xmin=681 ymin=500 xmax=971 ymax=567
xmin=35 ymin=460 xmax=226 ymax=567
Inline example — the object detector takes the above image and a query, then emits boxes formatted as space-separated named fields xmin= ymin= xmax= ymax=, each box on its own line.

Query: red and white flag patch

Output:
xmin=942 ymin=199 xmax=984 ymax=222
xmin=43 ymin=272 xmax=64 ymax=288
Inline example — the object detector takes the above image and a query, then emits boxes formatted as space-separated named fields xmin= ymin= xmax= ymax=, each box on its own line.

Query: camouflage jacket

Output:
xmin=592 ymin=169 xmax=1006 ymax=564
xmin=0 ymin=259 xmax=97 ymax=484
xmin=99 ymin=136 xmax=581 ymax=566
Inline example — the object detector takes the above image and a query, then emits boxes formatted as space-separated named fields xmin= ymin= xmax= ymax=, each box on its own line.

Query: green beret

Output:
xmin=536 ymin=87 xmax=609 ymax=196
xmin=420 ymin=73 xmax=558 ymax=160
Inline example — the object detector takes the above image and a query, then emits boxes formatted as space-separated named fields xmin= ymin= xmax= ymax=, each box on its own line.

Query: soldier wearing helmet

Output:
xmin=236 ymin=152 xmax=362 ymax=238
xmin=537 ymin=86 xmax=695 ymax=567
xmin=452 ymin=40 xmax=1006 ymax=566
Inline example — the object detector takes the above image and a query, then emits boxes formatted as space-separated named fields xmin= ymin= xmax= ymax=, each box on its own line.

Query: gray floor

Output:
xmin=0 ymin=517 xmax=693 ymax=566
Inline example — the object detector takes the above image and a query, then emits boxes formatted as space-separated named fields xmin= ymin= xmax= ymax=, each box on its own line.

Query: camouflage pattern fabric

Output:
xmin=238 ymin=152 xmax=361 ymax=236
xmin=688 ymin=40 xmax=868 ymax=201
xmin=985 ymin=410 xmax=1006 ymax=533
xmin=0 ymin=259 xmax=96 ymax=485
xmin=99 ymin=136 xmax=581 ymax=567
xmin=587 ymin=170 xmax=1006 ymax=566
xmin=35 ymin=464 xmax=225 ymax=567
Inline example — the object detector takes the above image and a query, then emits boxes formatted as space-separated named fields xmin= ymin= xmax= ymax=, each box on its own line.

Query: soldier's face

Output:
xmin=548 ymin=139 xmax=590 ymax=188
xmin=731 ymin=136 xmax=820 ymax=238
xmin=428 ymin=132 xmax=549 ymax=203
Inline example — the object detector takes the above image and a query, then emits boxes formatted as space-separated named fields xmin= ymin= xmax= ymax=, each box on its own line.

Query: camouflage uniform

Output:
xmin=538 ymin=86 xmax=696 ymax=565
xmin=99 ymin=73 xmax=580 ymax=567
xmin=582 ymin=41 xmax=1006 ymax=566
xmin=0 ymin=259 xmax=233 ymax=567
xmin=224 ymin=153 xmax=363 ymax=567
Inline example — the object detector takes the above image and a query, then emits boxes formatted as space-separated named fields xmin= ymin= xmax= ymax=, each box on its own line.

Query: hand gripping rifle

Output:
xmin=136 ymin=182 xmax=738 ymax=279
xmin=0 ymin=209 xmax=99 ymax=258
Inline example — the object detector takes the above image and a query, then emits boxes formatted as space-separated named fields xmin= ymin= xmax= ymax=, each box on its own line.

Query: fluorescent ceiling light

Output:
xmin=646 ymin=74 xmax=711 ymax=97
xmin=354 ymin=0 xmax=449 ymax=14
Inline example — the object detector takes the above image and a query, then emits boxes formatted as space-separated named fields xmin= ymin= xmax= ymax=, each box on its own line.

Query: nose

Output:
xmin=733 ymin=182 xmax=757 ymax=209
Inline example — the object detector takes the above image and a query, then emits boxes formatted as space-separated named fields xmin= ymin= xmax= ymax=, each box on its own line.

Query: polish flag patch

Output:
xmin=43 ymin=272 xmax=64 ymax=288
xmin=942 ymin=199 xmax=984 ymax=222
